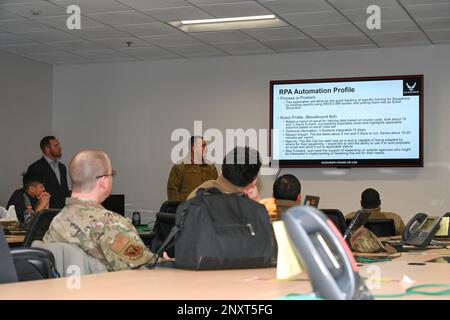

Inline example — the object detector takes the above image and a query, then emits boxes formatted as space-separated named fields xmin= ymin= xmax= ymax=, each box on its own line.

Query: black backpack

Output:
xmin=150 ymin=188 xmax=275 ymax=270
xmin=10 ymin=247 xmax=60 ymax=281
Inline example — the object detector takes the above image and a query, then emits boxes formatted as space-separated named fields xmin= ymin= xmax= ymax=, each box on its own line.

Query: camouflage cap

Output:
xmin=350 ymin=227 xmax=385 ymax=253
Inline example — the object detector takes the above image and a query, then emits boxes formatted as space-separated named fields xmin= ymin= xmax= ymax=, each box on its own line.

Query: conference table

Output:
xmin=1 ymin=247 xmax=450 ymax=300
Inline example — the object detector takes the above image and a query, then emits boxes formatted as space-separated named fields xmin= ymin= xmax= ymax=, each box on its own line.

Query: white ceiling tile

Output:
xmin=0 ymin=32 xmax=31 ymax=45
xmin=168 ymin=44 xmax=226 ymax=57
xmin=327 ymin=0 xmax=399 ymax=10
xmin=190 ymin=30 xmax=253 ymax=43
xmin=74 ymin=48 xmax=131 ymax=59
xmin=263 ymin=38 xmax=323 ymax=52
xmin=214 ymin=40 xmax=274 ymax=54
xmin=0 ymin=19 xmax=50 ymax=33
xmin=50 ymin=0 xmax=131 ymax=14
xmin=281 ymin=11 xmax=348 ymax=27
xmin=87 ymin=10 xmax=157 ymax=26
xmin=18 ymin=29 xmax=81 ymax=42
xmin=114 ymin=0 xmax=190 ymax=10
xmin=406 ymin=3 xmax=450 ymax=19
xmin=34 ymin=15 xmax=106 ymax=30
xmin=142 ymin=6 xmax=213 ymax=22
xmin=326 ymin=44 xmax=377 ymax=50
xmin=189 ymin=0 xmax=250 ymax=4
xmin=342 ymin=6 xmax=410 ymax=23
xmin=117 ymin=22 xmax=180 ymax=36
xmin=23 ymin=51 xmax=91 ymax=64
xmin=92 ymin=36 xmax=151 ymax=49
xmin=316 ymin=34 xmax=373 ymax=47
xmin=90 ymin=57 xmax=137 ymax=62
xmin=117 ymin=46 xmax=177 ymax=58
xmin=2 ymin=2 xmax=66 ymax=19
xmin=426 ymin=29 xmax=450 ymax=42
xmin=417 ymin=18 xmax=450 ymax=30
xmin=399 ymin=0 xmax=450 ymax=5
xmin=356 ymin=20 xmax=420 ymax=34
xmin=200 ymin=2 xmax=272 ymax=18
xmin=67 ymin=26 xmax=130 ymax=39
xmin=371 ymin=31 xmax=431 ymax=43
xmin=0 ymin=43 xmax=60 ymax=54
xmin=0 ymin=0 xmax=48 ymax=4
xmin=0 ymin=9 xmax=21 ymax=21
xmin=243 ymin=26 xmax=307 ymax=41
xmin=300 ymin=23 xmax=363 ymax=37
xmin=141 ymin=34 xmax=203 ymax=47
xmin=47 ymin=39 xmax=106 ymax=51
xmin=259 ymin=0 xmax=334 ymax=15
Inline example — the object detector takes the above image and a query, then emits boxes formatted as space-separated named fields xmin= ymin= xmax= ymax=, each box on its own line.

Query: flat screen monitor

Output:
xmin=270 ymin=75 xmax=423 ymax=168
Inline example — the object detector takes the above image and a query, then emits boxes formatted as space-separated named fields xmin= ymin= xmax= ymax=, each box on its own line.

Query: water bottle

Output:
xmin=132 ymin=211 xmax=141 ymax=227
xmin=23 ymin=205 xmax=34 ymax=229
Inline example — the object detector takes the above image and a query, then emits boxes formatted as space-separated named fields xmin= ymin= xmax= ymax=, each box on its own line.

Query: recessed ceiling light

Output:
xmin=180 ymin=15 xmax=276 ymax=25
xmin=170 ymin=15 xmax=286 ymax=32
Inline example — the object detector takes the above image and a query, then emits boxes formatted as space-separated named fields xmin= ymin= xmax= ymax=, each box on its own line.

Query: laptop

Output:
xmin=0 ymin=228 xmax=18 ymax=284
xmin=303 ymin=195 xmax=320 ymax=208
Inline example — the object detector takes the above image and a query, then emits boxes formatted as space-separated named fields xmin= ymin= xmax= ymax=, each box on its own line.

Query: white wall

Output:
xmin=53 ymin=44 xmax=450 ymax=221
xmin=0 ymin=51 xmax=53 ymax=206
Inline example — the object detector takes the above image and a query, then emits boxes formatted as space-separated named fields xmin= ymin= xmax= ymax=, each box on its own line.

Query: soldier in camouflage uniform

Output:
xmin=44 ymin=149 xmax=153 ymax=271
xmin=167 ymin=136 xmax=218 ymax=201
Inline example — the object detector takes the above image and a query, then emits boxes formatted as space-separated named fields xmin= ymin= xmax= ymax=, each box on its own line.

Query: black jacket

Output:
xmin=7 ymin=188 xmax=38 ymax=223
xmin=27 ymin=157 xmax=70 ymax=209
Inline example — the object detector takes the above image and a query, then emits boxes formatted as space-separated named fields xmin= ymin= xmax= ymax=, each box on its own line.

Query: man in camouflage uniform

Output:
xmin=44 ymin=149 xmax=153 ymax=271
xmin=346 ymin=188 xmax=405 ymax=235
xmin=167 ymin=136 xmax=218 ymax=201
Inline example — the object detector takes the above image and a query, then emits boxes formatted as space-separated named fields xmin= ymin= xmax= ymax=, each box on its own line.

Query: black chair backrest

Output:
xmin=0 ymin=228 xmax=18 ymax=284
xmin=151 ymin=212 xmax=176 ymax=258
xmin=102 ymin=194 xmax=125 ymax=216
xmin=320 ymin=209 xmax=347 ymax=235
xmin=23 ymin=209 xmax=61 ymax=247
xmin=364 ymin=219 xmax=396 ymax=237
xmin=159 ymin=201 xmax=182 ymax=214
xmin=10 ymin=247 xmax=59 ymax=281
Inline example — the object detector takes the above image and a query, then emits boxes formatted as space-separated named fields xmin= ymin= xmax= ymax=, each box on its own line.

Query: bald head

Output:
xmin=69 ymin=150 xmax=112 ymax=193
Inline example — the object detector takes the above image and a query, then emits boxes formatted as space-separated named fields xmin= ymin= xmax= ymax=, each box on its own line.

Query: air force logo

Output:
xmin=403 ymin=79 xmax=420 ymax=96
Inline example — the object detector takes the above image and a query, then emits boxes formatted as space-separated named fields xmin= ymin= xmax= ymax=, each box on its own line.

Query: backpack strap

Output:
xmin=146 ymin=209 xmax=189 ymax=269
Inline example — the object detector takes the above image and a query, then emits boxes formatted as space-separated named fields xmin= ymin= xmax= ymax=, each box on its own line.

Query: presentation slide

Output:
xmin=271 ymin=75 xmax=423 ymax=167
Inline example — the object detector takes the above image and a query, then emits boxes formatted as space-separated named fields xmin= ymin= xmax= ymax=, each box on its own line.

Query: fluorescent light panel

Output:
xmin=181 ymin=15 xmax=276 ymax=25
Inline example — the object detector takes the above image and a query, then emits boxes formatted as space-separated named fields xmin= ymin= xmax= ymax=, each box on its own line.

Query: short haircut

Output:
xmin=69 ymin=150 xmax=111 ymax=193
xmin=361 ymin=188 xmax=381 ymax=209
xmin=190 ymin=136 xmax=203 ymax=150
xmin=22 ymin=172 xmax=45 ymax=190
xmin=40 ymin=136 xmax=56 ymax=152
xmin=273 ymin=174 xmax=301 ymax=201
xmin=222 ymin=146 xmax=261 ymax=187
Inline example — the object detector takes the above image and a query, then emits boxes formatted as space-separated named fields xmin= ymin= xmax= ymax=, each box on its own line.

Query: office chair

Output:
xmin=10 ymin=247 xmax=59 ymax=281
xmin=320 ymin=209 xmax=347 ymax=235
xmin=23 ymin=209 xmax=61 ymax=247
xmin=151 ymin=212 xmax=176 ymax=258
xmin=364 ymin=219 xmax=396 ymax=237
xmin=159 ymin=201 xmax=182 ymax=214
xmin=0 ymin=228 xmax=18 ymax=284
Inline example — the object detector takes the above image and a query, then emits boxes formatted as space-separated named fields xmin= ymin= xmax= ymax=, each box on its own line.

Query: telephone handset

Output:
xmin=282 ymin=206 xmax=372 ymax=300
xmin=402 ymin=212 xmax=450 ymax=247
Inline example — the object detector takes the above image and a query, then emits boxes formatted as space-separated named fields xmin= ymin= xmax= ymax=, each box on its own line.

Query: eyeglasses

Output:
xmin=95 ymin=169 xmax=116 ymax=179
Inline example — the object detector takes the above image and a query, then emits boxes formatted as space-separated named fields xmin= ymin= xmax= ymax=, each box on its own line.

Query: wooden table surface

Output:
xmin=1 ymin=248 xmax=450 ymax=300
